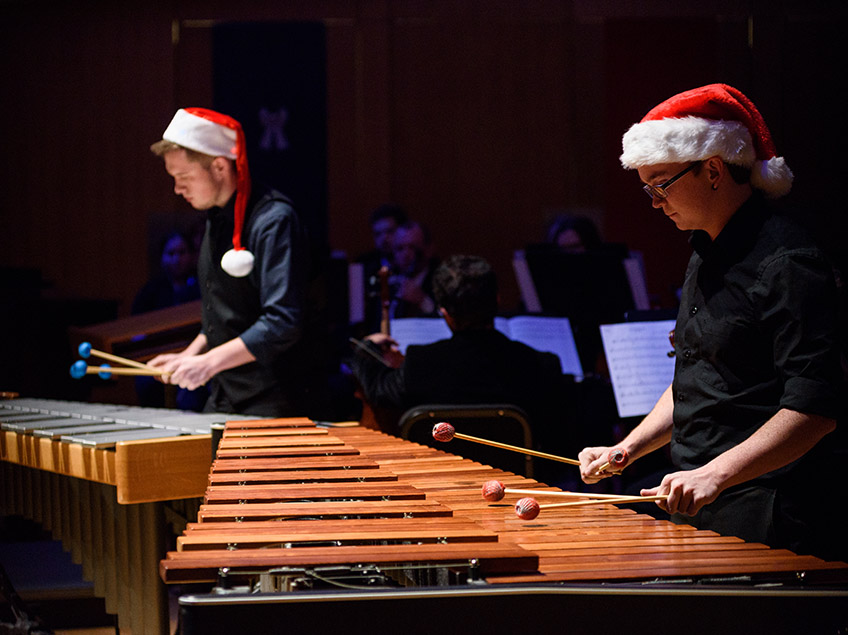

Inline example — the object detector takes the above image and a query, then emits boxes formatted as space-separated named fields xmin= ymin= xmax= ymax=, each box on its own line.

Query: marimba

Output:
xmin=162 ymin=419 xmax=848 ymax=634
xmin=0 ymin=397 xmax=241 ymax=634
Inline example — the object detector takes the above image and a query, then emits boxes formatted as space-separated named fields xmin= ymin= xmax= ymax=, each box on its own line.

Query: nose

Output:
xmin=651 ymin=195 xmax=665 ymax=210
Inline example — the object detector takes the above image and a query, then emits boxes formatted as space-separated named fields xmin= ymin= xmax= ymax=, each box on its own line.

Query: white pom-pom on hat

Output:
xmin=221 ymin=248 xmax=255 ymax=278
xmin=161 ymin=107 xmax=255 ymax=275
xmin=620 ymin=84 xmax=793 ymax=198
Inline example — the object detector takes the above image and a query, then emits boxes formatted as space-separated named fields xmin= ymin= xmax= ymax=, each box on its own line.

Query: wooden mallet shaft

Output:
xmin=85 ymin=349 xmax=159 ymax=372
xmin=78 ymin=342 xmax=159 ymax=372
xmin=451 ymin=431 xmax=580 ymax=466
xmin=540 ymin=494 xmax=668 ymax=510
xmin=501 ymin=487 xmax=646 ymax=500
xmin=84 ymin=365 xmax=168 ymax=377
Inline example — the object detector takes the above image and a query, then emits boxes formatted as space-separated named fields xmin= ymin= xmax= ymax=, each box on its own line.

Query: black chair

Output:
xmin=398 ymin=404 xmax=534 ymax=477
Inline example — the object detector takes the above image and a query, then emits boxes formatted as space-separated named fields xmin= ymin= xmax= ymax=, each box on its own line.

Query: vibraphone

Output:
xmin=162 ymin=419 xmax=848 ymax=634
xmin=0 ymin=397 xmax=245 ymax=635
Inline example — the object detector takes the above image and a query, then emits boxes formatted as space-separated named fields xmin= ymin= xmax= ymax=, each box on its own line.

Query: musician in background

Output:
xmin=545 ymin=213 xmax=603 ymax=254
xmin=148 ymin=108 xmax=318 ymax=417
xmin=350 ymin=255 xmax=565 ymax=452
xmin=579 ymin=84 xmax=844 ymax=559
xmin=356 ymin=203 xmax=408 ymax=334
xmin=388 ymin=220 xmax=440 ymax=319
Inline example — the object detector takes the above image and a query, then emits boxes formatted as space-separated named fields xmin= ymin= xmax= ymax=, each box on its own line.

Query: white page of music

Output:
xmin=497 ymin=316 xmax=583 ymax=379
xmin=600 ymin=320 xmax=676 ymax=418
xmin=390 ymin=318 xmax=451 ymax=354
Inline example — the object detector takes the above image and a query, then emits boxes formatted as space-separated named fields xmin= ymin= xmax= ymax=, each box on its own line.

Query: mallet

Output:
xmin=432 ymin=422 xmax=580 ymax=466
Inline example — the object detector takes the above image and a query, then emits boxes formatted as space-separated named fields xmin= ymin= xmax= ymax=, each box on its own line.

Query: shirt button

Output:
xmin=683 ymin=349 xmax=692 ymax=359
xmin=690 ymin=306 xmax=698 ymax=315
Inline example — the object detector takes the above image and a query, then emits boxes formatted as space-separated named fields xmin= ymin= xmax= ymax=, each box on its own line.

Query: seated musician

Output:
xmin=356 ymin=203 xmax=409 ymax=334
xmin=387 ymin=221 xmax=441 ymax=319
xmin=350 ymin=255 xmax=566 ymax=454
xmin=579 ymin=84 xmax=845 ymax=561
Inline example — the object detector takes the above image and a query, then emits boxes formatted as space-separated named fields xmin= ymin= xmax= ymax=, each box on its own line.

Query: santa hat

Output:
xmin=162 ymin=108 xmax=255 ymax=276
xmin=620 ymin=84 xmax=793 ymax=198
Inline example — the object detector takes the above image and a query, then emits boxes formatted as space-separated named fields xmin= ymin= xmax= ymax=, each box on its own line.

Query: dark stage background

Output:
xmin=0 ymin=0 xmax=845 ymax=401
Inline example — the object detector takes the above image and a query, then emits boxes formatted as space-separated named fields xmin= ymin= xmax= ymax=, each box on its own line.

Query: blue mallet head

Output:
xmin=97 ymin=364 xmax=112 ymax=380
xmin=69 ymin=360 xmax=87 ymax=379
xmin=78 ymin=342 xmax=93 ymax=359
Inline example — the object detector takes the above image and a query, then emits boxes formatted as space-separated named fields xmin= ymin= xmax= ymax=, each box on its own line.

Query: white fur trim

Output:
xmin=221 ymin=248 xmax=255 ymax=277
xmin=751 ymin=157 xmax=793 ymax=198
xmin=163 ymin=109 xmax=238 ymax=159
xmin=621 ymin=116 xmax=755 ymax=169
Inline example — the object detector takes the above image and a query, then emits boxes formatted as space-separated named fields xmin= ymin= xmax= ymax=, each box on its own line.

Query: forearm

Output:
xmin=203 ymin=337 xmax=257 ymax=375
xmin=619 ymin=384 xmax=675 ymax=461
xmin=642 ymin=408 xmax=836 ymax=516
xmin=580 ymin=384 xmax=674 ymax=482
xmin=700 ymin=408 xmax=835 ymax=491
xmin=350 ymin=354 xmax=406 ymax=410
xmin=183 ymin=333 xmax=209 ymax=357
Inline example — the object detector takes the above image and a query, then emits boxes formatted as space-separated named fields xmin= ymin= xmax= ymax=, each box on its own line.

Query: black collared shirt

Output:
xmin=198 ymin=184 xmax=311 ymax=415
xmin=671 ymin=194 xmax=841 ymax=474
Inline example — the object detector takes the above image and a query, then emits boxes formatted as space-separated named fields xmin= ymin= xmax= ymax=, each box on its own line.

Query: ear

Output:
xmin=210 ymin=156 xmax=230 ymax=178
xmin=704 ymin=156 xmax=726 ymax=188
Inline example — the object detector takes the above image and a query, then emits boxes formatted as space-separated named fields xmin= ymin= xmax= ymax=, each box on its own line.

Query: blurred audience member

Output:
xmin=132 ymin=230 xmax=200 ymax=315
xmin=132 ymin=229 xmax=206 ymax=410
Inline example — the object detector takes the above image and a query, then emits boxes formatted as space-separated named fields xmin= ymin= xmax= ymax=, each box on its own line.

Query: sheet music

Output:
xmin=390 ymin=318 xmax=451 ymax=354
xmin=600 ymin=320 xmax=676 ymax=418
xmin=496 ymin=316 xmax=583 ymax=379
xmin=390 ymin=316 xmax=583 ymax=379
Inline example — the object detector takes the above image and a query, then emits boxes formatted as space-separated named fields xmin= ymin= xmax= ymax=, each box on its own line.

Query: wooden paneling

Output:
xmin=1 ymin=0 xmax=843 ymax=325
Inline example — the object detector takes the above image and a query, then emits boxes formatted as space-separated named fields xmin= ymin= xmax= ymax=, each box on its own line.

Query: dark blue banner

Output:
xmin=213 ymin=22 xmax=327 ymax=253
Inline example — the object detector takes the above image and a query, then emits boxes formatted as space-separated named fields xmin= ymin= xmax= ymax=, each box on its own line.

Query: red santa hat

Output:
xmin=620 ymin=84 xmax=793 ymax=198
xmin=162 ymin=108 xmax=255 ymax=276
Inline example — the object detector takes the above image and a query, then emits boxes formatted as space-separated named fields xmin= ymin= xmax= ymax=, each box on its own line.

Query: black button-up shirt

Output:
xmin=671 ymin=194 xmax=840 ymax=478
xmin=199 ymin=184 xmax=312 ymax=416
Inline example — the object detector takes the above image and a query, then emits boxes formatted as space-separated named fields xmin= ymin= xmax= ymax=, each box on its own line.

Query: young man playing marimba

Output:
xmin=148 ymin=108 xmax=319 ymax=417
xmin=579 ymin=84 xmax=844 ymax=561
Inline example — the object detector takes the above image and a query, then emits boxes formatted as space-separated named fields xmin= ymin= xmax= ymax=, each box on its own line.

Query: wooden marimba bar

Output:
xmin=0 ymin=397 xmax=243 ymax=635
xmin=161 ymin=419 xmax=848 ymax=595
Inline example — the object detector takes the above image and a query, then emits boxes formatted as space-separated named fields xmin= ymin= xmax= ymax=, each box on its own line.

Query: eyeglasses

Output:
xmin=643 ymin=161 xmax=702 ymax=199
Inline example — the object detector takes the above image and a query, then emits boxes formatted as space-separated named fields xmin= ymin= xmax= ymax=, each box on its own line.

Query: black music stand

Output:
xmin=523 ymin=244 xmax=635 ymax=324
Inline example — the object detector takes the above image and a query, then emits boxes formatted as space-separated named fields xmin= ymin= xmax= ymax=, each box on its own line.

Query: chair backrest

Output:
xmin=398 ymin=404 xmax=534 ymax=477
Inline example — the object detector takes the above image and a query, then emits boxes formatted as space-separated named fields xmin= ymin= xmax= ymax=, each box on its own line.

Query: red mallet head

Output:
xmin=481 ymin=480 xmax=506 ymax=502
xmin=432 ymin=421 xmax=456 ymax=442
xmin=608 ymin=448 xmax=629 ymax=469
xmin=515 ymin=497 xmax=540 ymax=521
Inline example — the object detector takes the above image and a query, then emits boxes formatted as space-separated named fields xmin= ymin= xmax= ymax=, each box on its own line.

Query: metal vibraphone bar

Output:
xmin=161 ymin=419 xmax=848 ymax=632
xmin=0 ymin=397 xmax=258 ymax=634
